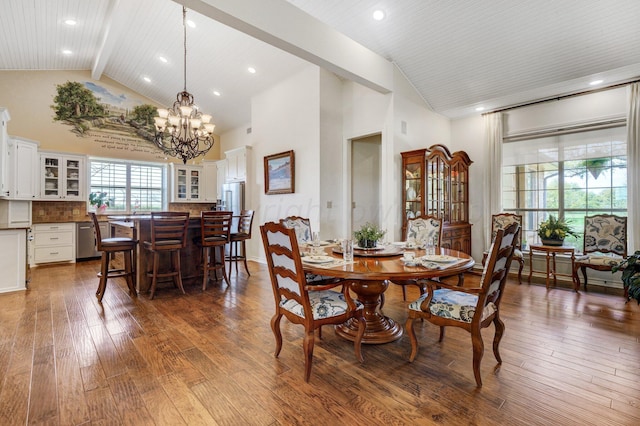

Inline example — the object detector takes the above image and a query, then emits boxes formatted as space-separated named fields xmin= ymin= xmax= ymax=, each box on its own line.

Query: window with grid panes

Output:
xmin=502 ymin=126 xmax=627 ymax=250
xmin=89 ymin=159 xmax=166 ymax=213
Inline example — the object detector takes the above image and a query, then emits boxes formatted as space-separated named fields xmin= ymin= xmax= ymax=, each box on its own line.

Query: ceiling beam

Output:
xmin=177 ymin=0 xmax=394 ymax=94
xmin=91 ymin=0 xmax=132 ymax=80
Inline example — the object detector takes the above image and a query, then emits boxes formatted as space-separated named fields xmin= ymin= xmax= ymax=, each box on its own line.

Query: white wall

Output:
xmin=248 ymin=65 xmax=322 ymax=261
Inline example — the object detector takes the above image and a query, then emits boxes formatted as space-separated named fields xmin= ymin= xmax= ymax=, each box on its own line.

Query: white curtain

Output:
xmin=483 ymin=112 xmax=503 ymax=249
xmin=627 ymin=83 xmax=640 ymax=253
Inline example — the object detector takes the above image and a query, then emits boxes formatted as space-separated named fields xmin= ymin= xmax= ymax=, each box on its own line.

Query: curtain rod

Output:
xmin=483 ymin=77 xmax=640 ymax=116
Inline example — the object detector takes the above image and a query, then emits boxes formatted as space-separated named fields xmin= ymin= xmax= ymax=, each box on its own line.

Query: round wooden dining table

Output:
xmin=303 ymin=246 xmax=475 ymax=344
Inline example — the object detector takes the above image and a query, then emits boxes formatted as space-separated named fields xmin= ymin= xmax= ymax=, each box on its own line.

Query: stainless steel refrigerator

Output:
xmin=222 ymin=181 xmax=245 ymax=233
xmin=222 ymin=182 xmax=245 ymax=216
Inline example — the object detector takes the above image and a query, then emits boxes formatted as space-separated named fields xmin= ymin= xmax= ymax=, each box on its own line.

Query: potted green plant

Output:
xmin=612 ymin=250 xmax=640 ymax=304
xmin=89 ymin=192 xmax=111 ymax=213
xmin=537 ymin=215 xmax=577 ymax=246
xmin=353 ymin=222 xmax=386 ymax=249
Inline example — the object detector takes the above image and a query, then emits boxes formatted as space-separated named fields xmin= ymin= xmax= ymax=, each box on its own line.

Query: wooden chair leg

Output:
xmin=97 ymin=251 xmax=109 ymax=302
xmin=219 ymin=246 xmax=230 ymax=286
xmin=406 ymin=317 xmax=419 ymax=362
xmin=492 ymin=315 xmax=505 ymax=364
xmin=202 ymin=246 xmax=210 ymax=291
xmin=149 ymin=251 xmax=159 ymax=300
xmin=303 ymin=329 xmax=315 ymax=382
xmin=124 ymin=250 xmax=137 ymax=297
xmin=174 ymin=250 xmax=185 ymax=295
xmin=241 ymin=241 xmax=250 ymax=276
xmin=471 ymin=330 xmax=484 ymax=387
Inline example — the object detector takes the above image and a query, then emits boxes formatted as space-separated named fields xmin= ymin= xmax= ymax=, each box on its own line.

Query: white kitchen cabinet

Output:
xmin=202 ymin=160 xmax=218 ymax=202
xmin=2 ymin=136 xmax=38 ymax=200
xmin=39 ymin=153 xmax=86 ymax=201
xmin=216 ymin=159 xmax=227 ymax=197
xmin=0 ymin=199 xmax=31 ymax=228
xmin=0 ymin=229 xmax=27 ymax=293
xmin=225 ymin=146 xmax=250 ymax=182
xmin=0 ymin=108 xmax=9 ymax=197
xmin=170 ymin=164 xmax=204 ymax=202
xmin=32 ymin=223 xmax=75 ymax=264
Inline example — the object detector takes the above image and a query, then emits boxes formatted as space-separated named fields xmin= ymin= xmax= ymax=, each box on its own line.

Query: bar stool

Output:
xmin=200 ymin=211 xmax=233 ymax=290
xmin=227 ymin=209 xmax=254 ymax=280
xmin=89 ymin=212 xmax=137 ymax=303
xmin=143 ymin=211 xmax=190 ymax=299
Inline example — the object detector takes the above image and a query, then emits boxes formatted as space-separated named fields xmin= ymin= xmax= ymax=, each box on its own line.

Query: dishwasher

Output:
xmin=76 ymin=221 xmax=108 ymax=260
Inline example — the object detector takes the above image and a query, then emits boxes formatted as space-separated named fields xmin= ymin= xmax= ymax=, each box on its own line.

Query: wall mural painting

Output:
xmin=51 ymin=80 xmax=164 ymax=158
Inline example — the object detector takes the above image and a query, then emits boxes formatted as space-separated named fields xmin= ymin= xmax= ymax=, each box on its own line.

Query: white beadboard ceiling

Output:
xmin=2 ymin=0 xmax=640 ymax=133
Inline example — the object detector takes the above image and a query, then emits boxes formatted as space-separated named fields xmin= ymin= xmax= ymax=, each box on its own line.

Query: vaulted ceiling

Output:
xmin=2 ymin=0 xmax=640 ymax=133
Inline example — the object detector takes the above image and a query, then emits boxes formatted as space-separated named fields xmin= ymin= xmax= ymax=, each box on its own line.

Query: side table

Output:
xmin=528 ymin=244 xmax=576 ymax=289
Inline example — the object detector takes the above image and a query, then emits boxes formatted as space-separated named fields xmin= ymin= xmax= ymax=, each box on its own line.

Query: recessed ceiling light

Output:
xmin=64 ymin=19 xmax=77 ymax=26
xmin=62 ymin=49 xmax=72 ymax=55
xmin=248 ymin=67 xmax=256 ymax=74
xmin=373 ymin=10 xmax=385 ymax=21
xmin=158 ymin=56 xmax=168 ymax=63
xmin=589 ymin=79 xmax=603 ymax=86
xmin=187 ymin=20 xmax=195 ymax=28
xmin=213 ymin=90 xmax=221 ymax=96
xmin=475 ymin=106 xmax=485 ymax=112
xmin=143 ymin=76 xmax=151 ymax=83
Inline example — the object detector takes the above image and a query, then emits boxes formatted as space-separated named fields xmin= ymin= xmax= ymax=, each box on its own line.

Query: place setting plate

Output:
xmin=421 ymin=254 xmax=459 ymax=263
xmin=302 ymin=255 xmax=336 ymax=264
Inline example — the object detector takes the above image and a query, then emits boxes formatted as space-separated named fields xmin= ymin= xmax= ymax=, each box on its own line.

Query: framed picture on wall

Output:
xmin=264 ymin=150 xmax=295 ymax=195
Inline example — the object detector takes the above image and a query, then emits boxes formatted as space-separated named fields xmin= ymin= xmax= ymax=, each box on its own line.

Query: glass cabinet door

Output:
xmin=177 ymin=169 xmax=188 ymax=200
xmin=42 ymin=156 xmax=60 ymax=198
xmin=65 ymin=158 xmax=81 ymax=198
xmin=189 ymin=169 xmax=200 ymax=200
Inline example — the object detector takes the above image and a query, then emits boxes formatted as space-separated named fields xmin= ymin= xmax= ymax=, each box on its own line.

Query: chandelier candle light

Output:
xmin=153 ymin=6 xmax=215 ymax=164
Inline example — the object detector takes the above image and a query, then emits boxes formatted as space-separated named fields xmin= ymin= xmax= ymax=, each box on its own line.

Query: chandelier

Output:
xmin=153 ymin=6 xmax=215 ymax=164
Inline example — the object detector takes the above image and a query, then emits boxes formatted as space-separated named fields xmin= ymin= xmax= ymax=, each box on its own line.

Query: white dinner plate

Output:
xmin=421 ymin=254 xmax=459 ymax=263
xmin=303 ymin=255 xmax=335 ymax=264
xmin=354 ymin=245 xmax=385 ymax=251
xmin=305 ymin=241 xmax=331 ymax=247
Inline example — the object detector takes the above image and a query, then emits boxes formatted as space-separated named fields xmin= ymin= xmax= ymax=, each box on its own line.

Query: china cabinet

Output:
xmin=170 ymin=164 xmax=203 ymax=202
xmin=39 ymin=152 xmax=86 ymax=200
xmin=401 ymin=144 xmax=473 ymax=254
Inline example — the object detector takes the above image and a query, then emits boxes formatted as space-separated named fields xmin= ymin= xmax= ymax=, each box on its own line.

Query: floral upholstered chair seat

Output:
xmin=281 ymin=290 xmax=363 ymax=319
xmin=574 ymin=214 xmax=627 ymax=292
xmin=408 ymin=289 xmax=497 ymax=323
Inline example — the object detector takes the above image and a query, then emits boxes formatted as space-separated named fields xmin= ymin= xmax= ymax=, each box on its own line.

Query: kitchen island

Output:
xmin=108 ymin=215 xmax=208 ymax=294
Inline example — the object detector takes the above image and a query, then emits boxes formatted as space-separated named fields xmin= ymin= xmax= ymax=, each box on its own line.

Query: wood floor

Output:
xmin=1 ymin=259 xmax=639 ymax=425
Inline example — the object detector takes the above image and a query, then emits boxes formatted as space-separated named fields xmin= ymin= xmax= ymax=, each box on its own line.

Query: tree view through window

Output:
xmin=502 ymin=126 xmax=627 ymax=250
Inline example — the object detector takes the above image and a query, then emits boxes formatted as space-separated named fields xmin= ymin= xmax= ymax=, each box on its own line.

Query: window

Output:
xmin=89 ymin=159 xmax=166 ymax=212
xmin=502 ymin=126 xmax=627 ymax=249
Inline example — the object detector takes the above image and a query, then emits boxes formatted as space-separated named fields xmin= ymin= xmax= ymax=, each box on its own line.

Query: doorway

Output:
xmin=351 ymin=134 xmax=382 ymax=232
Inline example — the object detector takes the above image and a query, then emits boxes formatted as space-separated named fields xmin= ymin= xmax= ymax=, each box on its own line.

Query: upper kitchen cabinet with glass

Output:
xmin=39 ymin=152 xmax=85 ymax=200
xmin=170 ymin=164 xmax=204 ymax=202
xmin=401 ymin=144 xmax=473 ymax=254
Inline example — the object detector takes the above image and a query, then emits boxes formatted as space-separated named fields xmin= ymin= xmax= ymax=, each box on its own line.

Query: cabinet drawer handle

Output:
xmin=50 ymin=252 xmax=59 ymax=255
xmin=50 ymin=237 xmax=59 ymax=240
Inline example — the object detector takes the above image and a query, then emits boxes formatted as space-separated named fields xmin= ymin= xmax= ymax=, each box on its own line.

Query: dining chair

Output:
xmin=405 ymin=222 xmax=520 ymax=387
xmin=260 ymin=221 xmax=365 ymax=382
xmin=573 ymin=214 xmax=627 ymax=292
xmin=482 ymin=213 xmax=525 ymax=283
xmin=227 ymin=209 xmax=254 ymax=279
xmin=280 ymin=216 xmax=340 ymax=285
xmin=392 ymin=215 xmax=443 ymax=303
xmin=143 ymin=211 xmax=190 ymax=299
xmin=200 ymin=211 xmax=233 ymax=290
xmin=89 ymin=212 xmax=138 ymax=302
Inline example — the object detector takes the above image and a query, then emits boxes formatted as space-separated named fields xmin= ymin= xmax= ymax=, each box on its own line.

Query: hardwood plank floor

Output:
xmin=1 ymin=259 xmax=639 ymax=425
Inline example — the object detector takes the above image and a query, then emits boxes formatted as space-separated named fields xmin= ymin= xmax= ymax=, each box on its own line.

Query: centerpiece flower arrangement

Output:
xmin=537 ymin=215 xmax=577 ymax=246
xmin=89 ymin=192 xmax=111 ymax=213
xmin=353 ymin=222 xmax=386 ymax=249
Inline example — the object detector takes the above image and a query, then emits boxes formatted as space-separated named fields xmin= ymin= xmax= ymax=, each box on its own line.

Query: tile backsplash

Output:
xmin=32 ymin=201 xmax=218 ymax=223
